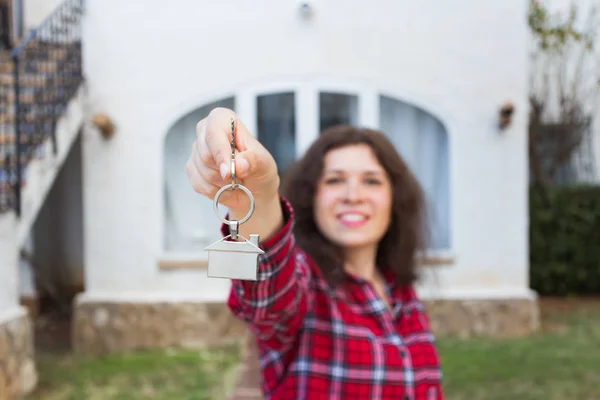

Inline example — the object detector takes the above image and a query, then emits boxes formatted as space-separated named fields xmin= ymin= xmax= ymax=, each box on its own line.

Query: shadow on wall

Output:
xmin=22 ymin=132 xmax=85 ymax=317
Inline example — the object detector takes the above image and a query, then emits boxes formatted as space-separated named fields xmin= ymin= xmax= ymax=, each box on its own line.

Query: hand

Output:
xmin=185 ymin=107 xmax=280 ymax=212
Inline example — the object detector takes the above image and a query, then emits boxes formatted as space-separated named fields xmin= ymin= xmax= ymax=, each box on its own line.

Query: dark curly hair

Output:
xmin=281 ymin=124 xmax=430 ymax=287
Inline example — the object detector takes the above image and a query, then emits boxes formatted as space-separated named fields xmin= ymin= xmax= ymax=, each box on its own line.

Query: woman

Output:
xmin=186 ymin=107 xmax=444 ymax=399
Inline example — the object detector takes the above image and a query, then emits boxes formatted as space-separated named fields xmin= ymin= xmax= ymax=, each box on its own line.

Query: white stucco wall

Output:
xmin=23 ymin=0 xmax=64 ymax=30
xmin=80 ymin=0 xmax=531 ymax=302
xmin=0 ymin=213 xmax=18 ymax=317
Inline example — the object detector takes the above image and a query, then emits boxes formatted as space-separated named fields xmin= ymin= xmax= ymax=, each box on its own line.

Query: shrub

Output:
xmin=529 ymin=185 xmax=600 ymax=296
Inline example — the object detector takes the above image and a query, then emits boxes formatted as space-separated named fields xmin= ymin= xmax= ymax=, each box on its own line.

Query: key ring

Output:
xmin=213 ymin=183 xmax=255 ymax=224
xmin=212 ymin=117 xmax=255 ymax=240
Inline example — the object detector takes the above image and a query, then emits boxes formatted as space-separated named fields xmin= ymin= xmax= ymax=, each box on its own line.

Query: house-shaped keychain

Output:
xmin=205 ymin=120 xmax=265 ymax=281
xmin=205 ymin=234 xmax=265 ymax=281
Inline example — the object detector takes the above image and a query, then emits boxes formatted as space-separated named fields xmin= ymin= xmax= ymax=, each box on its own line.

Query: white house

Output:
xmin=71 ymin=0 xmax=543 ymax=353
xmin=2 ymin=0 xmax=600 ymax=394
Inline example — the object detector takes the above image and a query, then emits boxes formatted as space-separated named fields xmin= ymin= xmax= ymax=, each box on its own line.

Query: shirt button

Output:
xmin=403 ymin=396 xmax=411 ymax=400
xmin=400 ymin=350 xmax=406 ymax=358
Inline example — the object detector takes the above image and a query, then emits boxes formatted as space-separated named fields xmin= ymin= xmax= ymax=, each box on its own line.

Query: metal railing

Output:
xmin=0 ymin=0 xmax=84 ymax=216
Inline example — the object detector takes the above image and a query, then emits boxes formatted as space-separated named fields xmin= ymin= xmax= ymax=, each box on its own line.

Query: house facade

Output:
xmin=71 ymin=0 xmax=541 ymax=353
xmin=1 ymin=0 xmax=598 ymax=396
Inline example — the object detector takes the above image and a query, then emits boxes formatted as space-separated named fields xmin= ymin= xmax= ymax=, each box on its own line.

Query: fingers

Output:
xmin=192 ymin=107 xmax=271 ymax=198
xmin=202 ymin=108 xmax=239 ymax=180
xmin=186 ymin=157 xmax=213 ymax=195
xmin=195 ymin=133 xmax=247 ymax=185
xmin=194 ymin=119 xmax=214 ymax=168
xmin=235 ymin=150 xmax=258 ymax=179
xmin=187 ymin=141 xmax=226 ymax=195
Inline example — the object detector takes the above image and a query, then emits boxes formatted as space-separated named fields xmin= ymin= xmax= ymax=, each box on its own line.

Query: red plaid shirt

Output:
xmin=227 ymin=196 xmax=444 ymax=399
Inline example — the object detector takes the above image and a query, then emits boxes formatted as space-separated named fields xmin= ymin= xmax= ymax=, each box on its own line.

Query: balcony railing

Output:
xmin=0 ymin=0 xmax=84 ymax=216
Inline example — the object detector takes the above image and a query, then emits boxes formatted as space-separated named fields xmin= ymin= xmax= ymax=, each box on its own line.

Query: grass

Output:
xmin=437 ymin=298 xmax=600 ymax=400
xmin=27 ymin=298 xmax=600 ymax=399
xmin=27 ymin=344 xmax=241 ymax=400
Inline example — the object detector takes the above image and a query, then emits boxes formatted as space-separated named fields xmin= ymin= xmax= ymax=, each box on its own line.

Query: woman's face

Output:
xmin=314 ymin=144 xmax=393 ymax=252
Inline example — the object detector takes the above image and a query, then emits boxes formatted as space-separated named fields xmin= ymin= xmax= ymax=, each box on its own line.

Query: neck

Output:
xmin=343 ymin=245 xmax=379 ymax=282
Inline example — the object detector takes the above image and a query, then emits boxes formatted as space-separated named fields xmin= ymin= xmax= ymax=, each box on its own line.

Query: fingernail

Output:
xmin=219 ymin=163 xmax=228 ymax=179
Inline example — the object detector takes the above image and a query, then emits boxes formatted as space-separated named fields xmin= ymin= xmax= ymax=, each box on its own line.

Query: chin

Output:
xmin=319 ymin=223 xmax=386 ymax=249
xmin=332 ymin=235 xmax=379 ymax=249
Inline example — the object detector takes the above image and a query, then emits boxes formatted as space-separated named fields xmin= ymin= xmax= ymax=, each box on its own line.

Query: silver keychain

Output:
xmin=204 ymin=118 xmax=265 ymax=281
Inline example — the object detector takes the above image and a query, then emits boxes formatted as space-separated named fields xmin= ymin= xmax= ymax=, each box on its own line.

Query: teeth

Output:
xmin=340 ymin=214 xmax=366 ymax=222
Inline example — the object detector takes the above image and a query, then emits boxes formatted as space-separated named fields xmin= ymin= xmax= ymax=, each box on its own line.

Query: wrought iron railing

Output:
xmin=0 ymin=0 xmax=83 ymax=216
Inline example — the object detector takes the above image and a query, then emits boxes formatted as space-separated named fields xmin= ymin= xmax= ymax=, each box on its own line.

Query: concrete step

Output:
xmin=228 ymin=338 xmax=262 ymax=400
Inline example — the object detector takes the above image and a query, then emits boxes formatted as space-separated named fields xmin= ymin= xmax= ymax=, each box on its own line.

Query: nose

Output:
xmin=343 ymin=179 xmax=363 ymax=203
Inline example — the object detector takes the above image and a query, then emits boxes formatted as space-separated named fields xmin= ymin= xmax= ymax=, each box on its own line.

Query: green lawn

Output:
xmin=438 ymin=299 xmax=600 ymax=400
xmin=28 ymin=345 xmax=242 ymax=400
xmin=28 ymin=299 xmax=600 ymax=399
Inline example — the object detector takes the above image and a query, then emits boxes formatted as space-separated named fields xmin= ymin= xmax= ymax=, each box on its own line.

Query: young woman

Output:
xmin=186 ymin=107 xmax=444 ymax=399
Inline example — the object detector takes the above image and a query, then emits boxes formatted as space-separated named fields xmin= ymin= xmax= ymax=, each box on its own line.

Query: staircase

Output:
xmin=0 ymin=2 xmax=85 ymax=397
xmin=0 ymin=0 xmax=84 ymax=247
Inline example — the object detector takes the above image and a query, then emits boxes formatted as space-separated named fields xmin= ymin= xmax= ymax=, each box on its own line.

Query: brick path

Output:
xmin=228 ymin=335 xmax=263 ymax=400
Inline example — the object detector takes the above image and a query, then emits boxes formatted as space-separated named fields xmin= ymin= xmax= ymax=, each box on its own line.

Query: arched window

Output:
xmin=161 ymin=86 xmax=451 ymax=263
xmin=163 ymin=97 xmax=234 ymax=253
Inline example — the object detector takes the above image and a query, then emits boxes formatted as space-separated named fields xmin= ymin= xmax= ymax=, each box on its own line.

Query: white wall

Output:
xmin=23 ymin=0 xmax=63 ymax=30
xmin=19 ymin=234 xmax=36 ymax=298
xmin=80 ymin=0 xmax=531 ymax=301
xmin=0 ymin=213 xmax=19 ymax=318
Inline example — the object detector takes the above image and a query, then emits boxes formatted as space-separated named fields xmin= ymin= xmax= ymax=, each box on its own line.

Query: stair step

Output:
xmin=3 ymin=90 xmax=36 ymax=104
xmin=0 ymin=72 xmax=52 ymax=87
xmin=0 ymin=133 xmax=46 ymax=146
xmin=1 ymin=111 xmax=51 ymax=124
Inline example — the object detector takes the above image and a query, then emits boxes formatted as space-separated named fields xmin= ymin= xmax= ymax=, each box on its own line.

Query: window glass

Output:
xmin=257 ymin=92 xmax=296 ymax=177
xmin=319 ymin=92 xmax=358 ymax=132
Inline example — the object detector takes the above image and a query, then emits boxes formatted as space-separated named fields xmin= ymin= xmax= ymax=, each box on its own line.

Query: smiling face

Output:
xmin=314 ymin=144 xmax=393 ymax=252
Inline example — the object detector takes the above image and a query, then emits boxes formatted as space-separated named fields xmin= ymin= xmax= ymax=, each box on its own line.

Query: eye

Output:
xmin=323 ymin=177 xmax=343 ymax=185
xmin=365 ymin=178 xmax=382 ymax=185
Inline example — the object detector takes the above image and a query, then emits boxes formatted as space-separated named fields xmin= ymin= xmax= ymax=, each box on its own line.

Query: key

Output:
xmin=204 ymin=118 xmax=265 ymax=280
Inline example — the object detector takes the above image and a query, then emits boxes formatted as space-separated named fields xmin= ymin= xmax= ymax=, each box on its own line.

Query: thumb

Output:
xmin=235 ymin=149 xmax=263 ymax=180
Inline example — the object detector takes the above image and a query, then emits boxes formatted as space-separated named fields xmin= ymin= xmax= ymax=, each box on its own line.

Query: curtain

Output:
xmin=379 ymin=95 xmax=450 ymax=249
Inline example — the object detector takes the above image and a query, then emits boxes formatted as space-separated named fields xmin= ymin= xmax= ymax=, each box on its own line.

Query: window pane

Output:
xmin=163 ymin=97 xmax=235 ymax=252
xmin=379 ymin=95 xmax=450 ymax=249
xmin=257 ymin=92 xmax=296 ymax=176
xmin=319 ymin=92 xmax=358 ymax=132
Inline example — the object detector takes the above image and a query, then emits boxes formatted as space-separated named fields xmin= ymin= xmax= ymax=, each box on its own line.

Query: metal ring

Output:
xmin=213 ymin=183 xmax=255 ymax=226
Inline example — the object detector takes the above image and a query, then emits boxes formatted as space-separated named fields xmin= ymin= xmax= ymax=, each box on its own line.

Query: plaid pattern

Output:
xmin=226 ymin=196 xmax=444 ymax=399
